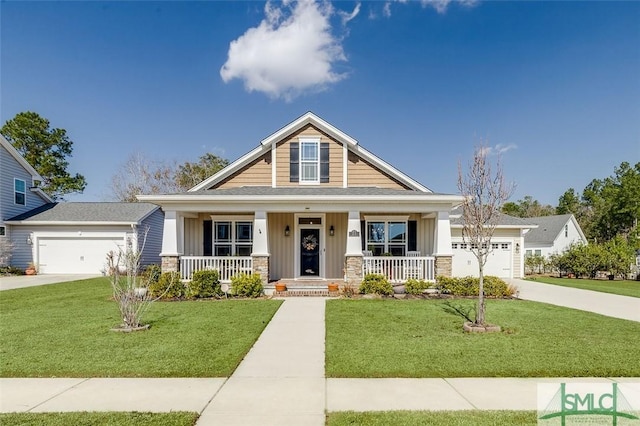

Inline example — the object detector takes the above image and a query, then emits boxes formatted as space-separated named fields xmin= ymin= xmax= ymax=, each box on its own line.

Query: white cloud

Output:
xmin=338 ymin=2 xmax=360 ymax=25
xmin=220 ymin=0 xmax=349 ymax=101
xmin=479 ymin=143 xmax=517 ymax=156
xmin=380 ymin=0 xmax=477 ymax=18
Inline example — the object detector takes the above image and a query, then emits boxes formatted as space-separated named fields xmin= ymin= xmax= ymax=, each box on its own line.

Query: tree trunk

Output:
xmin=476 ymin=264 xmax=486 ymax=325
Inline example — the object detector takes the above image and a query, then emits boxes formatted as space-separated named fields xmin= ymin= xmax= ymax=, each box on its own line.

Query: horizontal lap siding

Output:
xmin=213 ymin=152 xmax=272 ymax=189
xmin=276 ymin=125 xmax=343 ymax=187
xmin=347 ymin=152 xmax=409 ymax=189
xmin=1 ymin=145 xmax=49 ymax=221
xmin=139 ymin=209 xmax=164 ymax=266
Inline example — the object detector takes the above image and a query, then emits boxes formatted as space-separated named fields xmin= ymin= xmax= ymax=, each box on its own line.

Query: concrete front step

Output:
xmin=273 ymin=289 xmax=339 ymax=297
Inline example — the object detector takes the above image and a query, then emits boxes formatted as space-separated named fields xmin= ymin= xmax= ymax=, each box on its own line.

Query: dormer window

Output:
xmin=14 ymin=178 xmax=26 ymax=205
xmin=290 ymin=138 xmax=329 ymax=184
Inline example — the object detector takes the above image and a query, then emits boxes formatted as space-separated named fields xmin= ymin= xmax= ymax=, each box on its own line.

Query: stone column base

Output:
xmin=435 ymin=255 xmax=452 ymax=278
xmin=344 ymin=255 xmax=363 ymax=286
xmin=161 ymin=256 xmax=180 ymax=273
xmin=252 ymin=255 xmax=269 ymax=286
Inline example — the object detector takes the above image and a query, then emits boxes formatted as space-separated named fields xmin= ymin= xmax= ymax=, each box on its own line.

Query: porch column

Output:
xmin=251 ymin=211 xmax=269 ymax=285
xmin=344 ymin=211 xmax=363 ymax=284
xmin=160 ymin=210 xmax=181 ymax=273
xmin=434 ymin=211 xmax=453 ymax=277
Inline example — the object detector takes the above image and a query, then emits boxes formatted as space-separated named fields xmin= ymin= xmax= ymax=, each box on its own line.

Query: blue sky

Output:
xmin=1 ymin=0 xmax=638 ymax=204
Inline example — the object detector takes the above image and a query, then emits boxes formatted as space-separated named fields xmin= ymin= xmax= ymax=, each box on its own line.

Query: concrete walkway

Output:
xmin=508 ymin=278 xmax=640 ymax=322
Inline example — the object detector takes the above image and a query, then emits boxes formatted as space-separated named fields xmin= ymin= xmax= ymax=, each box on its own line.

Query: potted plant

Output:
xmin=328 ymin=282 xmax=339 ymax=292
xmin=25 ymin=262 xmax=37 ymax=275
xmin=275 ymin=282 xmax=287 ymax=292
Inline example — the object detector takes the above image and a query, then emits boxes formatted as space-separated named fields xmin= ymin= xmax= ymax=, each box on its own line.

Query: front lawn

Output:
xmin=325 ymin=299 xmax=640 ymax=378
xmin=0 ymin=412 xmax=198 ymax=426
xmin=327 ymin=411 xmax=537 ymax=426
xmin=527 ymin=276 xmax=640 ymax=298
xmin=0 ymin=278 xmax=281 ymax=377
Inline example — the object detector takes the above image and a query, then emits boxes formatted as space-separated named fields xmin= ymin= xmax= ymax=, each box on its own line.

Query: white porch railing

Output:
xmin=180 ymin=256 xmax=253 ymax=281
xmin=362 ymin=256 xmax=435 ymax=283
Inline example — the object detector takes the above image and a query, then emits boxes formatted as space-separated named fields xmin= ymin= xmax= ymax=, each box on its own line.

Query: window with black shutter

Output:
xmin=290 ymin=142 xmax=299 ymax=182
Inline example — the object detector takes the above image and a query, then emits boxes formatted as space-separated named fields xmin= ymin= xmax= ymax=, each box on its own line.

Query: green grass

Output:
xmin=0 ymin=412 xmax=198 ymax=426
xmin=326 ymin=299 xmax=640 ymax=378
xmin=527 ymin=276 xmax=640 ymax=298
xmin=0 ymin=278 xmax=281 ymax=377
xmin=327 ymin=410 xmax=538 ymax=425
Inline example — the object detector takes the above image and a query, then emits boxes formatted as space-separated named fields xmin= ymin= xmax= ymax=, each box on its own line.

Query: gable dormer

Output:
xmin=192 ymin=112 xmax=430 ymax=193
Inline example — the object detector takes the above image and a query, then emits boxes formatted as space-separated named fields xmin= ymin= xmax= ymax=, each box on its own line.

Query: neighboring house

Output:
xmin=524 ymin=214 xmax=587 ymax=258
xmin=0 ymin=135 xmax=52 ymax=266
xmin=5 ymin=203 xmax=163 ymax=274
xmin=1 ymin=134 xmax=163 ymax=274
xmin=139 ymin=111 xmax=529 ymax=288
xmin=449 ymin=208 xmax=537 ymax=279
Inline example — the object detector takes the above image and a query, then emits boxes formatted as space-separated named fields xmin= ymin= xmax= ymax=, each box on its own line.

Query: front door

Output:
xmin=300 ymin=228 xmax=320 ymax=277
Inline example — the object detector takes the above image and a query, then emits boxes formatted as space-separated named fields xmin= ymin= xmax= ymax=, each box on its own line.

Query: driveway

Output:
xmin=508 ymin=278 xmax=640 ymax=322
xmin=0 ymin=274 xmax=101 ymax=291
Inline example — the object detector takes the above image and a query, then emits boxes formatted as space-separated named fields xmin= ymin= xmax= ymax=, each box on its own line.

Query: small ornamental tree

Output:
xmin=458 ymin=145 xmax=514 ymax=326
xmin=106 ymin=230 xmax=166 ymax=330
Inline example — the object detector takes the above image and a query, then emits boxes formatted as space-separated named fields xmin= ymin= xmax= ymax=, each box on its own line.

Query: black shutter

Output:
xmin=408 ymin=220 xmax=417 ymax=252
xmin=361 ymin=220 xmax=366 ymax=251
xmin=203 ymin=220 xmax=212 ymax=256
xmin=290 ymin=142 xmax=299 ymax=182
xmin=320 ymin=142 xmax=329 ymax=183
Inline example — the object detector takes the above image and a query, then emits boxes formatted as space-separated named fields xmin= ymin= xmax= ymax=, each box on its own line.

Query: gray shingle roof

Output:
xmin=523 ymin=214 xmax=573 ymax=245
xmin=184 ymin=186 xmax=448 ymax=196
xmin=7 ymin=202 xmax=158 ymax=223
xmin=450 ymin=207 xmax=537 ymax=228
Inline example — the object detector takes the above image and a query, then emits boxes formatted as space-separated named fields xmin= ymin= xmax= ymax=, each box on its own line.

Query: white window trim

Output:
xmin=14 ymin=178 xmax=26 ymax=206
xmin=364 ymin=218 xmax=409 ymax=256
xmin=0 ymin=225 xmax=6 ymax=236
xmin=299 ymin=137 xmax=320 ymax=185
xmin=210 ymin=217 xmax=254 ymax=257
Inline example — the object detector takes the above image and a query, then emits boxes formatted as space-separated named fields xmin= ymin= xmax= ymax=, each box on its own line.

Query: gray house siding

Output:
xmin=8 ymin=228 xmax=33 ymax=269
xmin=0 ymin=144 xmax=48 ymax=222
xmin=139 ymin=208 xmax=164 ymax=267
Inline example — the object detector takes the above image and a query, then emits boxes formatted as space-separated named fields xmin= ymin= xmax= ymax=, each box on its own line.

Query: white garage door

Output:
xmin=38 ymin=237 xmax=124 ymax=274
xmin=452 ymin=242 xmax=512 ymax=278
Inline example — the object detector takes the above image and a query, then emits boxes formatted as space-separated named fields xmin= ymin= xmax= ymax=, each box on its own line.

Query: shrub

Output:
xmin=359 ymin=274 xmax=393 ymax=296
xmin=0 ymin=266 xmax=24 ymax=276
xmin=436 ymin=276 xmax=514 ymax=298
xmin=149 ymin=271 xmax=186 ymax=299
xmin=231 ymin=273 xmax=263 ymax=298
xmin=188 ymin=269 xmax=222 ymax=298
xmin=141 ymin=264 xmax=161 ymax=286
xmin=405 ymin=278 xmax=431 ymax=295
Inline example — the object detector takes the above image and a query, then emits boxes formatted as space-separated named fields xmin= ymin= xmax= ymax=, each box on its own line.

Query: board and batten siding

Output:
xmin=139 ymin=208 xmax=164 ymax=266
xmin=275 ymin=124 xmax=344 ymax=187
xmin=0 ymin=144 xmax=49 ymax=222
xmin=212 ymin=152 xmax=272 ymax=189
xmin=267 ymin=212 xmax=294 ymax=280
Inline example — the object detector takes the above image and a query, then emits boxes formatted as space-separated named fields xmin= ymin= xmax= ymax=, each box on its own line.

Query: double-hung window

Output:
xmin=14 ymin=179 xmax=26 ymax=205
xmin=213 ymin=221 xmax=253 ymax=256
xmin=366 ymin=220 xmax=407 ymax=256
xmin=290 ymin=138 xmax=329 ymax=184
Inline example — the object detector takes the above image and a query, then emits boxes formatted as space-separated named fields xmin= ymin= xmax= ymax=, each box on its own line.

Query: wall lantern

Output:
xmin=284 ymin=225 xmax=290 ymax=237
xmin=26 ymin=234 xmax=33 ymax=245
xmin=329 ymin=225 xmax=335 ymax=236
xmin=515 ymin=243 xmax=520 ymax=254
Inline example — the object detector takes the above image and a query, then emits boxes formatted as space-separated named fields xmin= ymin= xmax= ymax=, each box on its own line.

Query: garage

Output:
xmin=451 ymin=241 xmax=512 ymax=278
xmin=37 ymin=236 xmax=125 ymax=274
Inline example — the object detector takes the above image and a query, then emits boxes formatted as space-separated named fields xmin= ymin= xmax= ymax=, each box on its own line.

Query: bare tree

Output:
xmin=106 ymin=230 xmax=164 ymax=330
xmin=457 ymin=145 xmax=514 ymax=326
xmin=0 ymin=238 xmax=15 ymax=267
xmin=109 ymin=152 xmax=179 ymax=202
